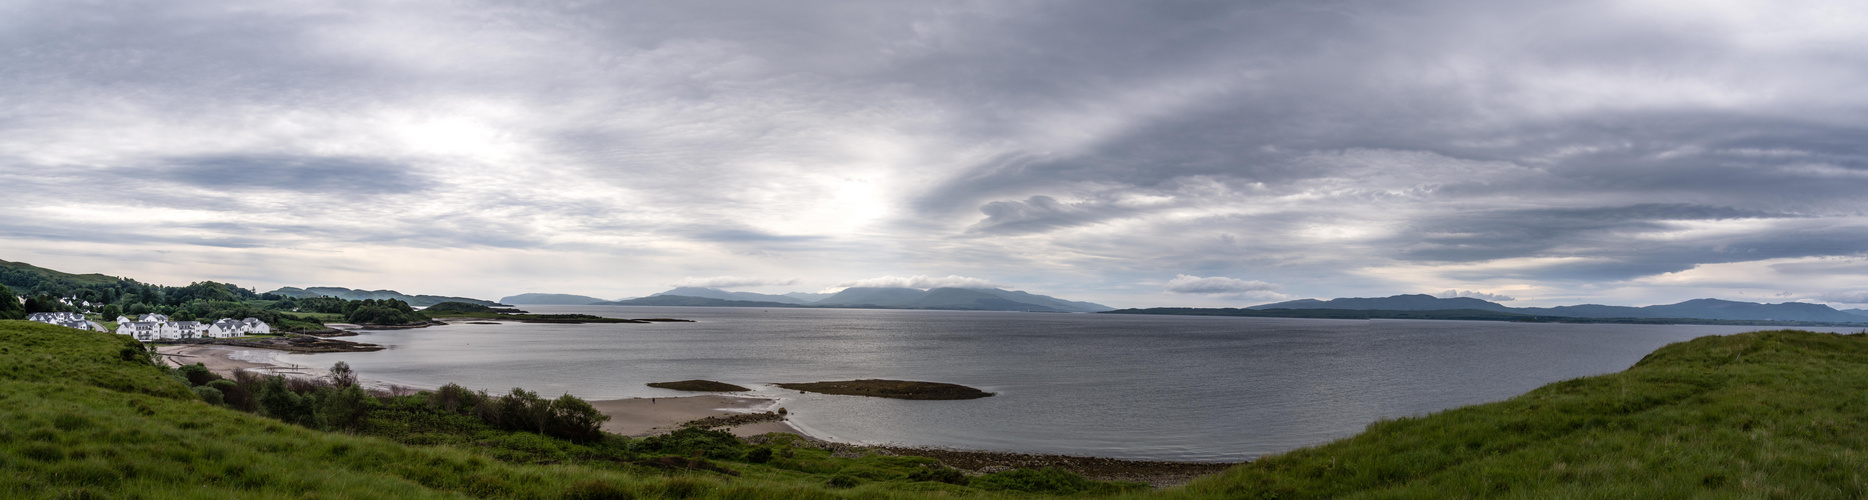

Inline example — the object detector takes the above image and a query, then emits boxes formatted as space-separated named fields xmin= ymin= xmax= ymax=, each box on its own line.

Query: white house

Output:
xmin=28 ymin=312 xmax=86 ymax=323
xmin=210 ymin=319 xmax=245 ymax=337
xmin=172 ymin=321 xmax=208 ymax=339
xmin=119 ymin=322 xmax=160 ymax=342
xmin=138 ymin=313 xmax=170 ymax=323
xmin=242 ymin=318 xmax=271 ymax=334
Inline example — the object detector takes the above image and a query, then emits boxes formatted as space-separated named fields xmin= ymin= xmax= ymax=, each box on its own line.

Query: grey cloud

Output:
xmin=1820 ymin=291 xmax=1868 ymax=304
xmin=674 ymin=276 xmax=800 ymax=288
xmin=1163 ymin=275 xmax=1280 ymax=294
xmin=965 ymin=195 xmax=1139 ymax=236
xmin=158 ymin=155 xmax=429 ymax=194
xmin=1435 ymin=290 xmax=1514 ymax=302
xmin=8 ymin=1 xmax=1868 ymax=305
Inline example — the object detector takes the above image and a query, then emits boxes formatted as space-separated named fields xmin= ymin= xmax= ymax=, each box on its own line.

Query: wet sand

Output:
xmin=156 ymin=344 xmax=311 ymax=378
xmin=587 ymin=395 xmax=807 ymax=438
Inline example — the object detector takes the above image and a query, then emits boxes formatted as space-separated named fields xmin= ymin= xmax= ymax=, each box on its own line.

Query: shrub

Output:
xmin=209 ymin=379 xmax=253 ymax=411
xmin=194 ymin=385 xmax=225 ymax=406
xmin=636 ymin=428 xmax=745 ymax=461
xmin=562 ymin=479 xmax=636 ymax=500
xmin=178 ymin=363 xmax=219 ymax=387
xmin=313 ymin=385 xmax=376 ymax=431
xmin=907 ymin=466 xmax=968 ymax=485
xmin=745 ymin=447 xmax=773 ymax=464
xmin=969 ymin=467 xmax=1098 ymax=494
xmin=546 ymin=393 xmax=610 ymax=443
xmin=431 ymin=382 xmax=478 ymax=413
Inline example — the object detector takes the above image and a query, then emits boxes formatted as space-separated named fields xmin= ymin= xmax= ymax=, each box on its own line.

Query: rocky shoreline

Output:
xmin=152 ymin=335 xmax=384 ymax=353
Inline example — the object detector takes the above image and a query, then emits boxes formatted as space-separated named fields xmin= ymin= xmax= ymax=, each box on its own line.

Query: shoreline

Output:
xmin=158 ymin=335 xmax=1236 ymax=487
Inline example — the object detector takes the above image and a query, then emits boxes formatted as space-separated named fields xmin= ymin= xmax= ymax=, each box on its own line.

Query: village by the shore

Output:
xmin=27 ymin=311 xmax=271 ymax=341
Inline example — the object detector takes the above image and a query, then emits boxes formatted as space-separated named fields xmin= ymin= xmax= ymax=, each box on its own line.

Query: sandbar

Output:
xmin=587 ymin=395 xmax=808 ymax=438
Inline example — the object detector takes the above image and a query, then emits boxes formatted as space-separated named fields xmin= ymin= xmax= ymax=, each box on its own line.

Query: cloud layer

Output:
xmin=673 ymin=276 xmax=801 ymax=289
xmin=5 ymin=1 xmax=1868 ymax=308
xmin=835 ymin=275 xmax=1001 ymax=290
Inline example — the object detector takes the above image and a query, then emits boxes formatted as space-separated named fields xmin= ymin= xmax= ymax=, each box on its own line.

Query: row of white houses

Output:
xmin=26 ymin=312 xmax=108 ymax=332
xmin=23 ymin=311 xmax=272 ymax=341
xmin=111 ymin=314 xmax=271 ymax=342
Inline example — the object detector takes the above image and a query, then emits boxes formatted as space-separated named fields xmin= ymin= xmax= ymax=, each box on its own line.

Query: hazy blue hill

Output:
xmin=267 ymin=286 xmax=502 ymax=307
xmin=499 ymin=292 xmax=605 ymax=305
xmin=908 ymin=287 xmax=1069 ymax=312
xmin=650 ymin=286 xmax=810 ymax=304
xmin=783 ymin=291 xmax=833 ymax=302
xmin=975 ymin=288 xmax=1114 ymax=312
xmin=1515 ymin=299 xmax=1867 ymax=322
xmin=1243 ymin=294 xmax=1867 ymax=323
xmin=595 ymin=295 xmax=804 ymax=307
xmin=609 ymin=286 xmax=1111 ymax=313
xmin=1249 ymin=294 xmax=1515 ymax=312
xmin=814 ymin=287 xmax=931 ymax=307
xmin=1846 ymin=308 xmax=1868 ymax=318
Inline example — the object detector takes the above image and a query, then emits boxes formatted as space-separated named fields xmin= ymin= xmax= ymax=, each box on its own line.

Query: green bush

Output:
xmin=907 ymin=466 xmax=968 ymax=485
xmin=193 ymin=385 xmax=225 ymax=406
xmin=636 ymin=427 xmax=745 ymax=461
xmin=970 ymin=467 xmax=1098 ymax=494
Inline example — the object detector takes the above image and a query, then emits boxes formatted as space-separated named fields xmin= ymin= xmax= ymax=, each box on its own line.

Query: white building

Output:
xmin=119 ymin=322 xmax=160 ymax=341
xmin=28 ymin=312 xmax=86 ymax=323
xmin=173 ymin=321 xmax=208 ymax=339
xmin=139 ymin=313 xmax=171 ymax=323
xmin=210 ymin=319 xmax=244 ymax=338
xmin=242 ymin=318 xmax=271 ymax=334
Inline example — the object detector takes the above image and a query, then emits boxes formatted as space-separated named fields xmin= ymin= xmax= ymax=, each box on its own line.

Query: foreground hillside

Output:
xmin=7 ymin=322 xmax=1868 ymax=498
xmin=1169 ymin=329 xmax=1868 ymax=498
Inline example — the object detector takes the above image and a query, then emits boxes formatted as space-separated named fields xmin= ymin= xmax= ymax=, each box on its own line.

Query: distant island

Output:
xmin=775 ymin=379 xmax=994 ymax=400
xmin=519 ymin=286 xmax=1116 ymax=313
xmin=1108 ymin=294 xmax=1868 ymax=326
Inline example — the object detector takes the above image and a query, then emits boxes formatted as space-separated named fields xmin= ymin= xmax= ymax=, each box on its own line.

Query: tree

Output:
xmin=329 ymin=361 xmax=358 ymax=388
xmin=0 ymin=284 xmax=23 ymax=320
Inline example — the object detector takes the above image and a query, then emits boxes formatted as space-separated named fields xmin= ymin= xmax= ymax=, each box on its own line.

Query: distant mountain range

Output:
xmin=592 ymin=286 xmax=1114 ymax=313
xmin=1233 ymin=294 xmax=1868 ymax=323
xmin=267 ymin=287 xmax=503 ymax=307
xmin=501 ymin=293 xmax=611 ymax=305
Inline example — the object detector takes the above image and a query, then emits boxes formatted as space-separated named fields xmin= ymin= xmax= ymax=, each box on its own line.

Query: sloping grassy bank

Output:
xmin=1169 ymin=329 xmax=1868 ymax=498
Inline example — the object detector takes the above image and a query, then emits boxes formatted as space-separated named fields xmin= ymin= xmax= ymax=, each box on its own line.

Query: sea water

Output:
xmin=277 ymin=306 xmax=1854 ymax=462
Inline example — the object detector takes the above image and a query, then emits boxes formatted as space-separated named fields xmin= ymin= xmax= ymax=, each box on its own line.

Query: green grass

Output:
xmin=1166 ymin=329 xmax=1868 ymax=498
xmin=12 ymin=322 xmax=1868 ymax=498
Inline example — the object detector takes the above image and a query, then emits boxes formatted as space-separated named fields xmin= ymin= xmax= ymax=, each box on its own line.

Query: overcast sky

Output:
xmin=6 ymin=0 xmax=1868 ymax=308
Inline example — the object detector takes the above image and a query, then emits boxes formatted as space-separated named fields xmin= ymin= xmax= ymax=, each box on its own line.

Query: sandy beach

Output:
xmin=156 ymin=344 xmax=316 ymax=378
xmin=587 ymin=395 xmax=808 ymax=438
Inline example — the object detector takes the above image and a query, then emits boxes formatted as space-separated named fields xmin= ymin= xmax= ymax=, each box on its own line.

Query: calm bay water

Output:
xmin=278 ymin=306 xmax=1850 ymax=462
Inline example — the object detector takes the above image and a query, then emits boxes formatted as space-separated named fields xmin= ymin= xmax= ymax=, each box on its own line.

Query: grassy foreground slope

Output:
xmin=1170 ymin=329 xmax=1868 ymax=498
xmin=10 ymin=323 xmax=1868 ymax=498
